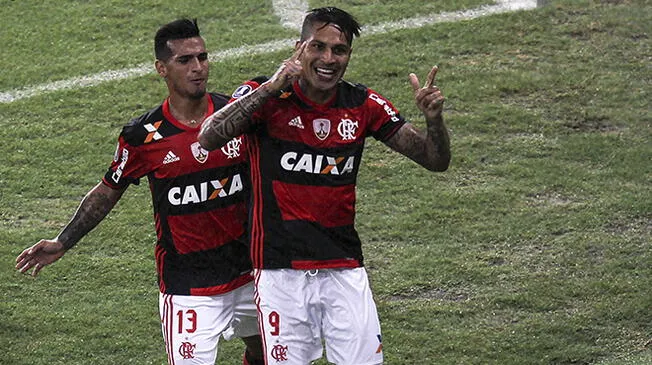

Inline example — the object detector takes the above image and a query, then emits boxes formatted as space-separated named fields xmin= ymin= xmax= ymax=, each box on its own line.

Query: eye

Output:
xmin=197 ymin=53 xmax=208 ymax=61
xmin=177 ymin=56 xmax=191 ymax=64
xmin=333 ymin=46 xmax=349 ymax=56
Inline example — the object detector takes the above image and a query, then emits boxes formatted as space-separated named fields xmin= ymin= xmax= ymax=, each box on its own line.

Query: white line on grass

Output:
xmin=0 ymin=0 xmax=537 ymax=104
xmin=272 ymin=0 xmax=308 ymax=30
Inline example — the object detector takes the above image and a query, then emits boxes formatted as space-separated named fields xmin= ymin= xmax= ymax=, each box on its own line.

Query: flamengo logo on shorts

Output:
xmin=167 ymin=174 xmax=243 ymax=205
xmin=271 ymin=344 xmax=288 ymax=361
xmin=179 ymin=342 xmax=196 ymax=359
xmin=280 ymin=152 xmax=355 ymax=175
xmin=369 ymin=93 xmax=400 ymax=122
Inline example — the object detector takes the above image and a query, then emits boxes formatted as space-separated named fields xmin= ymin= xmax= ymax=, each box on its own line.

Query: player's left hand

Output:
xmin=409 ymin=66 xmax=445 ymax=121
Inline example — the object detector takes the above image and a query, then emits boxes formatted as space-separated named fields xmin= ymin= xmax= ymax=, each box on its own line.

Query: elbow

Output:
xmin=424 ymin=155 xmax=451 ymax=172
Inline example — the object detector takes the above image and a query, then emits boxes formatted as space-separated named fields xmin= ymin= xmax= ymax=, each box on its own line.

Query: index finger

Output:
xmin=290 ymin=41 xmax=308 ymax=62
xmin=424 ymin=65 xmax=439 ymax=88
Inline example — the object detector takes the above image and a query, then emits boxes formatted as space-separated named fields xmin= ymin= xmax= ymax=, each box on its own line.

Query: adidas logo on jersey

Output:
xmin=288 ymin=116 xmax=304 ymax=129
xmin=163 ymin=151 xmax=180 ymax=164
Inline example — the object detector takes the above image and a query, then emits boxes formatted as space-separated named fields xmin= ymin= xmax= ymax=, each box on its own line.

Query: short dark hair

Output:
xmin=301 ymin=7 xmax=361 ymax=46
xmin=154 ymin=18 xmax=201 ymax=61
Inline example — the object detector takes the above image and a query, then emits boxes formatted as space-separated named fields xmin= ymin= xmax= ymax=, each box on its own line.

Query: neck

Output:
xmin=298 ymin=79 xmax=336 ymax=105
xmin=168 ymin=94 xmax=208 ymax=126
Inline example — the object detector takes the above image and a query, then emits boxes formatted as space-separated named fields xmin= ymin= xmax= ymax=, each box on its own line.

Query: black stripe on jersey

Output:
xmin=331 ymin=80 xmax=369 ymax=109
xmin=258 ymin=135 xmax=363 ymax=187
xmin=262 ymin=220 xmax=363 ymax=269
xmin=150 ymin=163 xmax=249 ymax=216
xmin=160 ymin=239 xmax=250 ymax=294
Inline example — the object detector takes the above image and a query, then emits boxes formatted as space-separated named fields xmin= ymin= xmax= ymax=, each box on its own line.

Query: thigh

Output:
xmin=159 ymin=293 xmax=234 ymax=365
xmin=254 ymin=269 xmax=323 ymax=364
xmin=223 ymin=281 xmax=260 ymax=340
xmin=321 ymin=268 xmax=384 ymax=365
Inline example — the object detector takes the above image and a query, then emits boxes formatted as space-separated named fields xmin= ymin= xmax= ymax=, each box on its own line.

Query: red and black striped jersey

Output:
xmin=232 ymin=79 xmax=406 ymax=270
xmin=102 ymin=93 xmax=252 ymax=295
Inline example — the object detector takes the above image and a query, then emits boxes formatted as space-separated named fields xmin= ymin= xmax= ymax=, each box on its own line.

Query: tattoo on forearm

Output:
xmin=200 ymin=86 xmax=271 ymax=150
xmin=387 ymin=115 xmax=451 ymax=172
xmin=58 ymin=189 xmax=117 ymax=250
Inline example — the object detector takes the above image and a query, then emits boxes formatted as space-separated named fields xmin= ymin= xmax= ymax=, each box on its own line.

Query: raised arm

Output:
xmin=199 ymin=42 xmax=308 ymax=150
xmin=15 ymin=182 xmax=126 ymax=277
xmin=384 ymin=66 xmax=451 ymax=172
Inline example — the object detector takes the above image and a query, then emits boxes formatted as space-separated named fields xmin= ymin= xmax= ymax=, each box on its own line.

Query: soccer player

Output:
xmin=15 ymin=19 xmax=264 ymax=365
xmin=199 ymin=7 xmax=450 ymax=364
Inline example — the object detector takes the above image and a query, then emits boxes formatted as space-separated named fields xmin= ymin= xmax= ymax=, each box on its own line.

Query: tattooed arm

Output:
xmin=384 ymin=116 xmax=451 ymax=172
xmin=383 ymin=66 xmax=451 ymax=172
xmin=15 ymin=182 xmax=126 ymax=277
xmin=198 ymin=42 xmax=308 ymax=150
xmin=198 ymin=83 xmax=275 ymax=150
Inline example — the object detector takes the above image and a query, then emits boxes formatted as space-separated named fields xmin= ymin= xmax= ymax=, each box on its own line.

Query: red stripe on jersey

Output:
xmin=166 ymin=204 xmax=246 ymax=254
xmin=272 ymin=181 xmax=355 ymax=227
xmin=248 ymin=135 xmax=265 ymax=268
xmin=189 ymin=273 xmax=253 ymax=296
xmin=291 ymin=258 xmax=360 ymax=270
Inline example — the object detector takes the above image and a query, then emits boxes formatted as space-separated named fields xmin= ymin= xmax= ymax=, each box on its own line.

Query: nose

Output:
xmin=320 ymin=48 xmax=334 ymax=63
xmin=190 ymin=56 xmax=204 ymax=71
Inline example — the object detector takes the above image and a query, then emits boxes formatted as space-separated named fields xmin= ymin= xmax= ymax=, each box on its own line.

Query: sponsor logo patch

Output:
xmin=190 ymin=142 xmax=209 ymax=164
xmin=232 ymin=84 xmax=253 ymax=99
xmin=162 ymin=151 xmax=180 ymax=165
xmin=313 ymin=118 xmax=331 ymax=140
xmin=144 ymin=121 xmax=163 ymax=143
xmin=167 ymin=174 xmax=244 ymax=205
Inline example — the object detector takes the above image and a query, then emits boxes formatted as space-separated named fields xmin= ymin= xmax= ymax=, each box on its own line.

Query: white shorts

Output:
xmin=159 ymin=281 xmax=259 ymax=364
xmin=254 ymin=268 xmax=383 ymax=365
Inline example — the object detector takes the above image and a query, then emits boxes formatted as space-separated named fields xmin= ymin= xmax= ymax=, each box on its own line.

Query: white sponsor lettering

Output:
xmin=111 ymin=148 xmax=129 ymax=183
xmin=167 ymin=174 xmax=243 ymax=205
xmin=369 ymin=93 xmax=400 ymax=122
xmin=280 ymin=152 xmax=355 ymax=175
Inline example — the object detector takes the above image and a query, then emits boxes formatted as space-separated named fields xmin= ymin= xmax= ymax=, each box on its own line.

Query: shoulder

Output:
xmin=209 ymin=92 xmax=230 ymax=108
xmin=333 ymin=80 xmax=372 ymax=108
xmin=119 ymin=104 xmax=165 ymax=146
xmin=230 ymin=76 xmax=270 ymax=99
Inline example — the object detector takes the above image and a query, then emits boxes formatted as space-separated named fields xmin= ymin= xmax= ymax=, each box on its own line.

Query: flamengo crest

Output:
xmin=337 ymin=118 xmax=358 ymax=140
xmin=221 ymin=137 xmax=243 ymax=158
xmin=313 ymin=118 xmax=330 ymax=140
xmin=191 ymin=141 xmax=209 ymax=163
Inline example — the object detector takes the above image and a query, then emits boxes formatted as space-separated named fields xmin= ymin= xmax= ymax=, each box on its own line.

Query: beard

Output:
xmin=188 ymin=89 xmax=206 ymax=100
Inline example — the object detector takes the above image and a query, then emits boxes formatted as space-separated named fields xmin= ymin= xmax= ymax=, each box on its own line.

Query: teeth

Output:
xmin=316 ymin=68 xmax=335 ymax=75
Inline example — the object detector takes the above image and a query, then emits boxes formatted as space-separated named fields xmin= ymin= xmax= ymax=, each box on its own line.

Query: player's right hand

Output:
xmin=264 ymin=41 xmax=308 ymax=93
xmin=15 ymin=239 xmax=66 ymax=277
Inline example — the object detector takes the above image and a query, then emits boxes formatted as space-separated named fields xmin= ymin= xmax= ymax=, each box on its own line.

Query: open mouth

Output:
xmin=315 ymin=67 xmax=337 ymax=80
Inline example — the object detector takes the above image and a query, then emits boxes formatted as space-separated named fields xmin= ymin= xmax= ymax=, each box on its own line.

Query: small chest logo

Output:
xmin=144 ymin=121 xmax=163 ymax=143
xmin=191 ymin=142 xmax=209 ymax=163
xmin=179 ymin=342 xmax=196 ymax=359
xmin=313 ymin=118 xmax=331 ymax=140
xmin=337 ymin=118 xmax=359 ymax=140
xmin=221 ymin=137 xmax=243 ymax=159
xmin=271 ymin=344 xmax=289 ymax=361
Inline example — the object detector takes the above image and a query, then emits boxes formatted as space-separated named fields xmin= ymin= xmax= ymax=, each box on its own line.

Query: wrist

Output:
xmin=259 ymin=82 xmax=281 ymax=98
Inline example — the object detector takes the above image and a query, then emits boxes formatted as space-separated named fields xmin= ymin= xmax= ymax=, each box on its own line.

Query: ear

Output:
xmin=155 ymin=59 xmax=167 ymax=78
